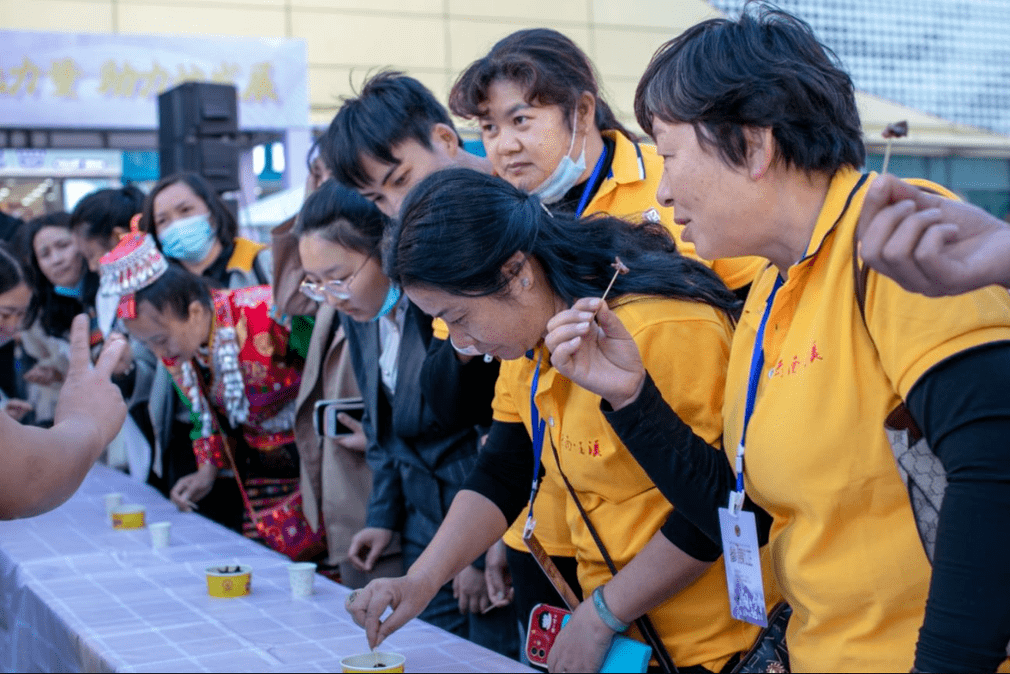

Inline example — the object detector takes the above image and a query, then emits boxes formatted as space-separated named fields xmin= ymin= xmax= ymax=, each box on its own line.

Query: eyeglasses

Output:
xmin=299 ymin=255 xmax=371 ymax=303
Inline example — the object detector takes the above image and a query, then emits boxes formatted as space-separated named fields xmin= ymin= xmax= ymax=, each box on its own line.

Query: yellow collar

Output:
xmin=227 ymin=237 xmax=266 ymax=273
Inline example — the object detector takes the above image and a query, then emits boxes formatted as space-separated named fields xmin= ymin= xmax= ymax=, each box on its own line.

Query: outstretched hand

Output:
xmin=345 ymin=575 xmax=438 ymax=649
xmin=858 ymin=174 xmax=1010 ymax=297
xmin=545 ymin=298 xmax=646 ymax=410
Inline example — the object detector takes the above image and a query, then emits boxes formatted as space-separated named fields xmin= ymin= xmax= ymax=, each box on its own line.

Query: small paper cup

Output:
xmin=205 ymin=565 xmax=252 ymax=598
xmin=149 ymin=521 xmax=171 ymax=548
xmin=103 ymin=493 xmax=123 ymax=517
xmin=340 ymin=653 xmax=405 ymax=673
xmin=288 ymin=562 xmax=316 ymax=597
xmin=110 ymin=504 xmax=145 ymax=529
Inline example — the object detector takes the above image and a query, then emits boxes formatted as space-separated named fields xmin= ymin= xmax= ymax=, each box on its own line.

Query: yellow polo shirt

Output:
xmin=587 ymin=131 xmax=764 ymax=291
xmin=500 ymin=133 xmax=765 ymax=559
xmin=495 ymin=296 xmax=762 ymax=671
xmin=724 ymin=167 xmax=1010 ymax=672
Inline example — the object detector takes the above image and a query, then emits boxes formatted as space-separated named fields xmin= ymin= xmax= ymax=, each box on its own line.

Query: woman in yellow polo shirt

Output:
xmin=448 ymin=29 xmax=764 ymax=637
xmin=547 ymin=7 xmax=1010 ymax=673
xmin=346 ymin=168 xmax=766 ymax=673
xmin=449 ymin=27 xmax=762 ymax=293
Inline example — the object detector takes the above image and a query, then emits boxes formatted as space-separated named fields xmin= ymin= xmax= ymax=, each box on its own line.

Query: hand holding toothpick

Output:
xmin=594 ymin=256 xmax=629 ymax=318
xmin=880 ymin=120 xmax=908 ymax=175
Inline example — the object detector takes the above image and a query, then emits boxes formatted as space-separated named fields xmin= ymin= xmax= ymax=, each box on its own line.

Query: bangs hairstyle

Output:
xmin=70 ymin=185 xmax=145 ymax=241
xmin=138 ymin=172 xmax=238 ymax=248
xmin=386 ymin=168 xmax=739 ymax=320
xmin=634 ymin=4 xmax=864 ymax=174
xmin=449 ymin=28 xmax=634 ymax=140
xmin=294 ymin=180 xmax=389 ymax=255
xmin=320 ymin=71 xmax=461 ymax=190
xmin=134 ymin=261 xmax=212 ymax=321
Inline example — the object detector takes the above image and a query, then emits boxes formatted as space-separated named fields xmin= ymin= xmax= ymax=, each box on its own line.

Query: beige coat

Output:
xmin=272 ymin=218 xmax=400 ymax=586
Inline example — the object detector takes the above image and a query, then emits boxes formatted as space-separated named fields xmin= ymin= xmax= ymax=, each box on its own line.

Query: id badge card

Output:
xmin=718 ymin=507 xmax=768 ymax=628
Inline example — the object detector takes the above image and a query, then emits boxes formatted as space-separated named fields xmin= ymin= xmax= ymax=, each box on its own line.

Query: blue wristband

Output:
xmin=592 ymin=585 xmax=630 ymax=633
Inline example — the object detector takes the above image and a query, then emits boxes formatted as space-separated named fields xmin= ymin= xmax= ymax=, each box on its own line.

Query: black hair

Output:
xmin=634 ymin=3 xmax=864 ymax=174
xmin=0 ymin=243 xmax=33 ymax=327
xmin=320 ymin=71 xmax=462 ymax=190
xmin=138 ymin=172 xmax=238 ymax=248
xmin=294 ymin=180 xmax=389 ymax=256
xmin=450 ymin=28 xmax=635 ymax=141
xmin=69 ymin=185 xmax=145 ymax=242
xmin=134 ymin=261 xmax=212 ymax=321
xmin=0 ymin=243 xmax=28 ymax=296
xmin=15 ymin=212 xmax=98 ymax=337
xmin=387 ymin=168 xmax=740 ymax=319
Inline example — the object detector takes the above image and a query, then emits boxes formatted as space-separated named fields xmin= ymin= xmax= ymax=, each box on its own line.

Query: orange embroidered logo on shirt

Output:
xmin=769 ymin=342 xmax=824 ymax=378
xmin=559 ymin=433 xmax=602 ymax=458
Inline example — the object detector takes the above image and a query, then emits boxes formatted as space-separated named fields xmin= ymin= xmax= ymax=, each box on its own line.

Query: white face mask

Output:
xmin=531 ymin=110 xmax=587 ymax=205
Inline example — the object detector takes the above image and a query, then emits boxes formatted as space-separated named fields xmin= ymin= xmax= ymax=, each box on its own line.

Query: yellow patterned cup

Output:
xmin=340 ymin=653 xmax=405 ymax=673
xmin=110 ymin=504 xmax=145 ymax=529
xmin=205 ymin=565 xmax=252 ymax=598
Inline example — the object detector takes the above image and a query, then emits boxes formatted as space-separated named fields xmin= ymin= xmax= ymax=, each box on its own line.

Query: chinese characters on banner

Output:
xmin=0 ymin=31 xmax=308 ymax=129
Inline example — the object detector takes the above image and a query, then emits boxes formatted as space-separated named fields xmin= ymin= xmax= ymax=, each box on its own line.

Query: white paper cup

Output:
xmin=340 ymin=652 xmax=405 ymax=673
xmin=149 ymin=521 xmax=171 ymax=548
xmin=288 ymin=562 xmax=316 ymax=597
xmin=104 ymin=493 xmax=123 ymax=519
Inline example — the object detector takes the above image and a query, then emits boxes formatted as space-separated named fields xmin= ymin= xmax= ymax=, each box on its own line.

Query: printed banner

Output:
xmin=0 ymin=31 xmax=308 ymax=129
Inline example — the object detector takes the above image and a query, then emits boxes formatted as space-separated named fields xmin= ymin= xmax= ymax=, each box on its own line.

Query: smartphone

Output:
xmin=526 ymin=603 xmax=569 ymax=667
xmin=525 ymin=603 xmax=652 ymax=673
xmin=312 ymin=397 xmax=365 ymax=438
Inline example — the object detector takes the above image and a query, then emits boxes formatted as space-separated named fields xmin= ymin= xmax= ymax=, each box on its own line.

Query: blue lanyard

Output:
xmin=527 ymin=351 xmax=547 ymax=521
xmin=731 ymin=173 xmax=869 ymax=511
xmin=732 ymin=273 xmax=785 ymax=505
xmin=574 ymin=146 xmax=609 ymax=218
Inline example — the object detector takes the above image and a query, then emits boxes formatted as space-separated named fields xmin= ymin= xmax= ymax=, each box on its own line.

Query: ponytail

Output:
xmin=386 ymin=168 xmax=739 ymax=319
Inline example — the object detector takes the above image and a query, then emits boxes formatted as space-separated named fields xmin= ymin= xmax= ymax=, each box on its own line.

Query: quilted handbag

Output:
xmin=731 ymin=602 xmax=792 ymax=674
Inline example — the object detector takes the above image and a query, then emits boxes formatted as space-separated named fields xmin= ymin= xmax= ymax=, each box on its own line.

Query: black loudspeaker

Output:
xmin=158 ymin=82 xmax=240 ymax=192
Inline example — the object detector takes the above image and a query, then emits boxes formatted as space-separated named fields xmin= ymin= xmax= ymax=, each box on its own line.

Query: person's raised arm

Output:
xmin=546 ymin=298 xmax=771 ymax=546
xmin=858 ymin=174 xmax=1010 ymax=297
xmin=0 ymin=314 xmax=127 ymax=519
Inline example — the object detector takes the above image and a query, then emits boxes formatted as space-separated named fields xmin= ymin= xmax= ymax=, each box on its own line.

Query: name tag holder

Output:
xmin=717 ymin=274 xmax=784 ymax=628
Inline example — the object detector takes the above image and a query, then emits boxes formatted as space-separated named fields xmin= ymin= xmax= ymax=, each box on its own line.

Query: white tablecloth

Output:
xmin=0 ymin=465 xmax=530 ymax=673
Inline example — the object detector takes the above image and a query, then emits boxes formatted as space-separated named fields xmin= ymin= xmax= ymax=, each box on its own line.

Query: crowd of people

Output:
xmin=3 ymin=5 xmax=1010 ymax=673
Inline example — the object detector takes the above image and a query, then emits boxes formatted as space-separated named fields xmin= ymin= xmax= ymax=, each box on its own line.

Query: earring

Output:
xmin=521 ymin=278 xmax=530 ymax=288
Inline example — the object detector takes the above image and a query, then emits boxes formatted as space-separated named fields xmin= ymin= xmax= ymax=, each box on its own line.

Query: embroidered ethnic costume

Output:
xmin=99 ymin=233 xmax=305 ymax=540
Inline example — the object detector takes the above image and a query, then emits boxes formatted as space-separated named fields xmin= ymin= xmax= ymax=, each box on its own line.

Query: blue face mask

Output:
xmin=531 ymin=111 xmax=587 ymax=205
xmin=371 ymin=283 xmax=402 ymax=321
xmin=54 ymin=276 xmax=84 ymax=298
xmin=160 ymin=214 xmax=216 ymax=263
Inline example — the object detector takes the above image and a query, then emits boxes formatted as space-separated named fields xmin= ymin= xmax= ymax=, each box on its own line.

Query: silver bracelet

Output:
xmin=592 ymin=585 xmax=629 ymax=633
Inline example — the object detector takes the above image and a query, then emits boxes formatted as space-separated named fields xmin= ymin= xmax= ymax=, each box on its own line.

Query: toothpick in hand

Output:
xmin=594 ymin=256 xmax=630 ymax=318
xmin=880 ymin=120 xmax=908 ymax=175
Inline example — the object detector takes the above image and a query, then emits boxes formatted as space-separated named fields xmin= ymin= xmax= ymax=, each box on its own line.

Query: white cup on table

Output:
xmin=288 ymin=562 xmax=316 ymax=597
xmin=103 ymin=493 xmax=123 ymax=521
xmin=149 ymin=521 xmax=171 ymax=549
